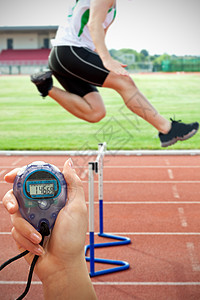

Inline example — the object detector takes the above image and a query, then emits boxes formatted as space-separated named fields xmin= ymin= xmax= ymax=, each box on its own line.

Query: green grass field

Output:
xmin=0 ymin=73 xmax=200 ymax=150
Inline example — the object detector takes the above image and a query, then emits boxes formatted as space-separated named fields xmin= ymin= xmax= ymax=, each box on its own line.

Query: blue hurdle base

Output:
xmin=98 ymin=232 xmax=131 ymax=246
xmin=85 ymin=232 xmax=131 ymax=277
xmin=85 ymin=256 xmax=130 ymax=277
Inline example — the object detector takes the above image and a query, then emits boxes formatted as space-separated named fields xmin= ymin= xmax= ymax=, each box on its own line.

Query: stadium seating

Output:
xmin=0 ymin=49 xmax=51 ymax=65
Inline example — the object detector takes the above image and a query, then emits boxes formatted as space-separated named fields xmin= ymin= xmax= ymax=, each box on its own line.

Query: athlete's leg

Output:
xmin=48 ymin=87 xmax=106 ymax=123
xmin=103 ymin=72 xmax=171 ymax=134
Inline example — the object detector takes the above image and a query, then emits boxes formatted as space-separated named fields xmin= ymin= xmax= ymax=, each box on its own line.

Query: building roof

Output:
xmin=0 ymin=25 xmax=58 ymax=33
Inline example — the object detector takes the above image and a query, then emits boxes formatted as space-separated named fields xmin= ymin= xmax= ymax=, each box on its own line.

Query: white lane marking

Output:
xmin=12 ymin=157 xmax=23 ymax=166
xmin=1 ymin=201 xmax=200 ymax=206
xmin=87 ymin=201 xmax=200 ymax=205
xmin=0 ymin=170 xmax=6 ymax=176
xmin=172 ymin=185 xmax=180 ymax=199
xmin=2 ymin=232 xmax=200 ymax=236
xmin=1 ymin=201 xmax=200 ymax=205
xmin=80 ymin=169 xmax=89 ymax=179
xmin=102 ymin=233 xmax=200 ymax=236
xmin=84 ymin=181 xmax=200 ymax=184
xmin=0 ymin=281 xmax=42 ymax=285
xmin=92 ymin=282 xmax=200 ymax=286
xmin=186 ymin=242 xmax=200 ymax=271
xmin=165 ymin=159 xmax=170 ymax=166
xmin=0 ymin=281 xmax=200 ymax=286
xmin=168 ymin=169 xmax=174 ymax=180
xmin=0 ymin=232 xmax=11 ymax=235
xmin=104 ymin=166 xmax=200 ymax=169
xmin=178 ymin=208 xmax=188 ymax=227
xmin=0 ymin=165 xmax=200 ymax=169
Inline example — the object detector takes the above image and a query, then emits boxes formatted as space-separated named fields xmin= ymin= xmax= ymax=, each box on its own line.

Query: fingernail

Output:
xmin=7 ymin=202 xmax=15 ymax=211
xmin=4 ymin=172 xmax=12 ymax=181
xmin=30 ymin=232 xmax=42 ymax=244
xmin=68 ymin=158 xmax=74 ymax=168
xmin=35 ymin=245 xmax=45 ymax=256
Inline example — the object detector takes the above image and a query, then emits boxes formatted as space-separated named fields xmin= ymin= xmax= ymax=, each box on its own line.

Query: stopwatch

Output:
xmin=13 ymin=161 xmax=67 ymax=231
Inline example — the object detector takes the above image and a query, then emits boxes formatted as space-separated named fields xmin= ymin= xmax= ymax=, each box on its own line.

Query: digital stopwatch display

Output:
xmin=27 ymin=181 xmax=56 ymax=197
xmin=24 ymin=171 xmax=59 ymax=200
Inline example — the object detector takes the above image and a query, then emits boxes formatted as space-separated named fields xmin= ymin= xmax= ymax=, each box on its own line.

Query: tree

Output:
xmin=140 ymin=49 xmax=149 ymax=57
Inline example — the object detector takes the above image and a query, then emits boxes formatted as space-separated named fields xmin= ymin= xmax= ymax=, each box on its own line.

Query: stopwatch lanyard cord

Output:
xmin=0 ymin=250 xmax=29 ymax=271
xmin=16 ymin=253 xmax=40 ymax=300
xmin=0 ymin=222 xmax=50 ymax=300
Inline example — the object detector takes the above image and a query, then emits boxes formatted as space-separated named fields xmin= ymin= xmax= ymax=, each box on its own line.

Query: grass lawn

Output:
xmin=0 ymin=73 xmax=200 ymax=150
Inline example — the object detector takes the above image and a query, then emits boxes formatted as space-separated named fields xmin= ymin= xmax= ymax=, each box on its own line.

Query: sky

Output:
xmin=0 ymin=0 xmax=199 ymax=56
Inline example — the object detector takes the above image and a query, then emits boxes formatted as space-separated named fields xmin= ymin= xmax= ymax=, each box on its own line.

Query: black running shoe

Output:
xmin=30 ymin=70 xmax=53 ymax=97
xmin=159 ymin=118 xmax=199 ymax=147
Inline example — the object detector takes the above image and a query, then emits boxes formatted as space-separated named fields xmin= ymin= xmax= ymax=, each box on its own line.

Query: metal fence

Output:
xmin=0 ymin=61 xmax=48 ymax=75
xmin=162 ymin=59 xmax=200 ymax=72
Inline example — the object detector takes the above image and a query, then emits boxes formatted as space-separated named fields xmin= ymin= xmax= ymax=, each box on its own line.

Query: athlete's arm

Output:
xmin=88 ymin=0 xmax=129 ymax=76
xmin=104 ymin=17 xmax=114 ymax=35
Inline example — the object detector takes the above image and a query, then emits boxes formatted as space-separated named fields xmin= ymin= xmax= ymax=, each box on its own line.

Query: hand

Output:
xmin=2 ymin=159 xmax=88 ymax=283
xmin=103 ymin=57 xmax=129 ymax=76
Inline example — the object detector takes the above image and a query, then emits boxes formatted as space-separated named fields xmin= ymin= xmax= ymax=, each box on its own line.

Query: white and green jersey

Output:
xmin=51 ymin=0 xmax=116 ymax=50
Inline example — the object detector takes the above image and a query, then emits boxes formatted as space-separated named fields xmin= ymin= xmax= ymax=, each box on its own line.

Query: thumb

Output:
xmin=4 ymin=168 xmax=21 ymax=183
xmin=62 ymin=158 xmax=85 ymax=206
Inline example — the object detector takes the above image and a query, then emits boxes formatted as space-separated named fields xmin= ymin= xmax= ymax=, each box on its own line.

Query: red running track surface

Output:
xmin=0 ymin=155 xmax=200 ymax=300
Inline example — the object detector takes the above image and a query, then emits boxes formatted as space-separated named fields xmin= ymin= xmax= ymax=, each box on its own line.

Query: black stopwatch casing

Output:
xmin=13 ymin=161 xmax=67 ymax=231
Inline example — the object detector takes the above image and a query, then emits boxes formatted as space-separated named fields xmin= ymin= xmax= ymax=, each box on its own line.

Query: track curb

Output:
xmin=0 ymin=150 xmax=199 ymax=156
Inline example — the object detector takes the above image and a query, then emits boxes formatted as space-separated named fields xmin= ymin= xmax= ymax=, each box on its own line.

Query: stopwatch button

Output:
xmin=51 ymin=213 xmax=57 ymax=219
xmin=29 ymin=214 xmax=35 ymax=220
xmin=17 ymin=183 xmax=22 ymax=189
xmin=38 ymin=200 xmax=50 ymax=210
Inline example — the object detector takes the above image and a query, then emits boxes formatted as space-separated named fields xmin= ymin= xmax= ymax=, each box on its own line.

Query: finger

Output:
xmin=118 ymin=69 xmax=130 ymax=76
xmin=115 ymin=70 xmax=129 ymax=77
xmin=120 ymin=66 xmax=129 ymax=75
xmin=4 ymin=168 xmax=21 ymax=183
xmin=62 ymin=158 xmax=85 ymax=207
xmin=11 ymin=227 xmax=44 ymax=256
xmin=63 ymin=158 xmax=83 ymax=192
xmin=15 ymin=242 xmax=35 ymax=265
xmin=122 ymin=71 xmax=130 ymax=76
xmin=2 ymin=190 xmax=19 ymax=214
xmin=11 ymin=211 xmax=42 ymax=245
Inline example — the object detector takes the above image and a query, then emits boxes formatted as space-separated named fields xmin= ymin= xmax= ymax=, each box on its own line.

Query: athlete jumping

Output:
xmin=31 ymin=0 xmax=199 ymax=147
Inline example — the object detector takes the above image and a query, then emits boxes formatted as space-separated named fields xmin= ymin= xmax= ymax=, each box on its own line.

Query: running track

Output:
xmin=0 ymin=154 xmax=200 ymax=300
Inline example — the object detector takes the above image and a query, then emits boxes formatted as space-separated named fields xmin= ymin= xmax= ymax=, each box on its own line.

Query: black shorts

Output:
xmin=48 ymin=46 xmax=110 ymax=97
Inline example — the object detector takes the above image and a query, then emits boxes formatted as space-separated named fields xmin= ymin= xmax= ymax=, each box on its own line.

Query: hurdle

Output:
xmin=85 ymin=143 xmax=131 ymax=277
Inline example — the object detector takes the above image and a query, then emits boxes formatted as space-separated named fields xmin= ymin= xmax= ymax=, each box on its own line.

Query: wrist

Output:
xmin=41 ymin=253 xmax=84 ymax=285
xmin=42 ymin=253 xmax=97 ymax=300
xmin=100 ymin=51 xmax=112 ymax=63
